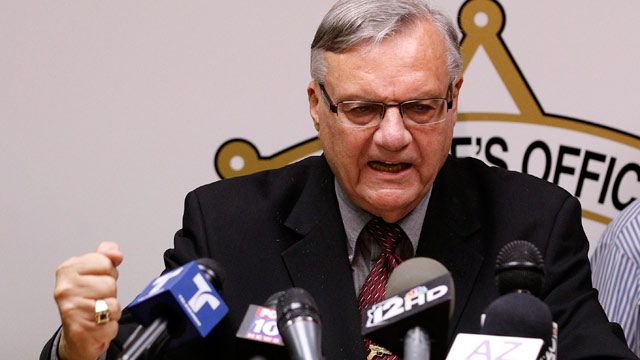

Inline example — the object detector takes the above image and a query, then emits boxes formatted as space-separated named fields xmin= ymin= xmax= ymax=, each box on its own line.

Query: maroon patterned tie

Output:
xmin=357 ymin=217 xmax=404 ymax=360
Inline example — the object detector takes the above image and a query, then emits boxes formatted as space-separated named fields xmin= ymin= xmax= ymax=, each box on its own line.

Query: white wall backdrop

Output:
xmin=1 ymin=1 xmax=638 ymax=358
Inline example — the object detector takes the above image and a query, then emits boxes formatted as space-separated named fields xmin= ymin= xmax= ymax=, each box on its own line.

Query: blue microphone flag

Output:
xmin=128 ymin=261 xmax=228 ymax=344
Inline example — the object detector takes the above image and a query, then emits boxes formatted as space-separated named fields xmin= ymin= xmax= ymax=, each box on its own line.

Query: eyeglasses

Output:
xmin=318 ymin=83 xmax=453 ymax=128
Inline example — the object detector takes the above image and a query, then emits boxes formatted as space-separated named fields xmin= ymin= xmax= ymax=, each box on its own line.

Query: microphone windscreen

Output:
xmin=495 ymin=240 xmax=544 ymax=296
xmin=276 ymin=288 xmax=320 ymax=329
xmin=386 ymin=257 xmax=455 ymax=317
xmin=481 ymin=292 xmax=552 ymax=347
xmin=276 ymin=288 xmax=322 ymax=360
xmin=264 ymin=291 xmax=285 ymax=309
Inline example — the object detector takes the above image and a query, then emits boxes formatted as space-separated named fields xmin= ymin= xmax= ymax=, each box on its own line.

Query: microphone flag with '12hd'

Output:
xmin=276 ymin=287 xmax=323 ymax=360
xmin=118 ymin=258 xmax=228 ymax=360
xmin=361 ymin=257 xmax=455 ymax=360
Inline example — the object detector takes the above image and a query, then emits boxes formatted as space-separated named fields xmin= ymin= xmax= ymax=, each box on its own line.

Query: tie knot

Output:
xmin=366 ymin=217 xmax=404 ymax=255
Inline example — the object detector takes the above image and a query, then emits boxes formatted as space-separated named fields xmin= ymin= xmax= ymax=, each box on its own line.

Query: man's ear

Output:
xmin=451 ymin=76 xmax=464 ymax=111
xmin=307 ymin=81 xmax=321 ymax=131
xmin=453 ymin=76 xmax=463 ymax=99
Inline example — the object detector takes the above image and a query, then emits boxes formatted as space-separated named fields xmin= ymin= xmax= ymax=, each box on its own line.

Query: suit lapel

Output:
xmin=278 ymin=156 xmax=486 ymax=355
xmin=416 ymin=156 xmax=484 ymax=339
xmin=281 ymin=157 xmax=365 ymax=359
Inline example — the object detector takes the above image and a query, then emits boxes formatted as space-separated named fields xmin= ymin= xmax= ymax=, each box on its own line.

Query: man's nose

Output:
xmin=372 ymin=106 xmax=412 ymax=151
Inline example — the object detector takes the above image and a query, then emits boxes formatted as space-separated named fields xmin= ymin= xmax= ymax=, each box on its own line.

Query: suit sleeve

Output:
xmin=163 ymin=190 xmax=214 ymax=270
xmin=39 ymin=327 xmax=58 ymax=360
xmin=543 ymin=196 xmax=638 ymax=359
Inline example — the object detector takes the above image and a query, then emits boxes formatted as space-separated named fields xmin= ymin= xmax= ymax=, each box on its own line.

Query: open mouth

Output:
xmin=368 ymin=161 xmax=411 ymax=173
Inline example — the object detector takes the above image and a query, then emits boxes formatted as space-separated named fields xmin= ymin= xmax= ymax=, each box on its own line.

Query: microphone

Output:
xmin=265 ymin=291 xmax=285 ymax=308
xmin=447 ymin=240 xmax=557 ymax=360
xmin=276 ymin=287 xmax=323 ymax=360
xmin=236 ymin=291 xmax=286 ymax=351
xmin=362 ymin=257 xmax=455 ymax=360
xmin=118 ymin=259 xmax=228 ymax=360
xmin=470 ymin=292 xmax=554 ymax=360
xmin=495 ymin=240 xmax=544 ymax=296
xmin=235 ymin=291 xmax=287 ymax=360
xmin=480 ymin=292 xmax=553 ymax=349
xmin=485 ymin=241 xmax=555 ymax=359
xmin=447 ymin=242 xmax=553 ymax=360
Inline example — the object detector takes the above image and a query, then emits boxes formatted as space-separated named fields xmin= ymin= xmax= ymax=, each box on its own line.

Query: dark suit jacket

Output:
xmin=42 ymin=155 xmax=637 ymax=359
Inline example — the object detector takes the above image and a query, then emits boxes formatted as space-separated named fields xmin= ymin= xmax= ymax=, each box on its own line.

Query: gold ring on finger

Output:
xmin=94 ymin=299 xmax=110 ymax=325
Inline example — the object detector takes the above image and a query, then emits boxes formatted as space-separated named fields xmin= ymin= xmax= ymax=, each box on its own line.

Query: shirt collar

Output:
xmin=335 ymin=178 xmax=431 ymax=263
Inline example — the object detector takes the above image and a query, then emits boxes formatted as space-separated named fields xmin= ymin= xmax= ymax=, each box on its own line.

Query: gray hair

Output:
xmin=310 ymin=0 xmax=462 ymax=84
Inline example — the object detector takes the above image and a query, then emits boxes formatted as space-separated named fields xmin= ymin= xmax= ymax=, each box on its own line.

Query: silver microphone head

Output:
xmin=276 ymin=287 xmax=322 ymax=360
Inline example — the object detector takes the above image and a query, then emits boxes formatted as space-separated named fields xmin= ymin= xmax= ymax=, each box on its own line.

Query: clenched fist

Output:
xmin=54 ymin=242 xmax=124 ymax=360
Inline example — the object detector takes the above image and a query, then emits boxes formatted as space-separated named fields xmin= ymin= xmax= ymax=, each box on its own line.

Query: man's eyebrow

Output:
xmin=336 ymin=88 xmax=447 ymax=103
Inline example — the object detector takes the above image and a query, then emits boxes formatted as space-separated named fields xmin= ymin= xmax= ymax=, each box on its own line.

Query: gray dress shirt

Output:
xmin=334 ymin=178 xmax=431 ymax=295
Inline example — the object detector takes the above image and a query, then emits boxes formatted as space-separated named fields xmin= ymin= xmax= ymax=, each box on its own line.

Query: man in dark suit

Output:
xmin=43 ymin=0 xmax=638 ymax=359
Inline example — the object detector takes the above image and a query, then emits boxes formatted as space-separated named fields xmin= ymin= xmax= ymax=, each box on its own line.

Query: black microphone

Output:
xmin=495 ymin=240 xmax=544 ymax=296
xmin=362 ymin=257 xmax=454 ymax=360
xmin=265 ymin=291 xmax=285 ymax=308
xmin=276 ymin=287 xmax=323 ymax=360
xmin=118 ymin=258 xmax=228 ymax=360
xmin=447 ymin=242 xmax=552 ymax=360
xmin=490 ymin=241 xmax=555 ymax=359
xmin=480 ymin=292 xmax=553 ymax=349
xmin=448 ymin=292 xmax=552 ymax=360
